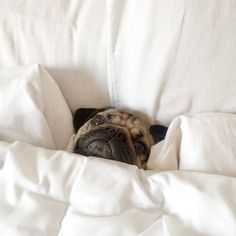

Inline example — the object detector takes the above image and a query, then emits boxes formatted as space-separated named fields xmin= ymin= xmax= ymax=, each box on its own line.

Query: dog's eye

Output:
xmin=134 ymin=141 xmax=146 ymax=154
xmin=92 ymin=115 xmax=105 ymax=126
xmin=134 ymin=141 xmax=150 ymax=161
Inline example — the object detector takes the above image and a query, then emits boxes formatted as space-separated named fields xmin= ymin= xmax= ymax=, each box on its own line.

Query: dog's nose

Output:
xmin=105 ymin=127 xmax=125 ymax=141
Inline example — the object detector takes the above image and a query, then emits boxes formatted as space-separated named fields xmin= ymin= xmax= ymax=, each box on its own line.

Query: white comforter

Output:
xmin=1 ymin=113 xmax=236 ymax=236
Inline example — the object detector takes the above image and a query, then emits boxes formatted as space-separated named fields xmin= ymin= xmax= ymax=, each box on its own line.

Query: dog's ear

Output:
xmin=73 ymin=108 xmax=107 ymax=133
xmin=149 ymin=124 xmax=168 ymax=143
xmin=73 ymin=108 xmax=100 ymax=133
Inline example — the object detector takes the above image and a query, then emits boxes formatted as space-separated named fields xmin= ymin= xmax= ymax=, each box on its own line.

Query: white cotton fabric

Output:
xmin=0 ymin=0 xmax=110 ymax=111
xmin=148 ymin=113 xmax=236 ymax=177
xmin=0 ymin=1 xmax=236 ymax=123
xmin=178 ymin=113 xmax=236 ymax=176
xmin=0 ymin=64 xmax=73 ymax=149
xmin=1 ymin=136 xmax=236 ymax=236
xmin=1 ymin=1 xmax=236 ymax=235
xmin=107 ymin=0 xmax=236 ymax=124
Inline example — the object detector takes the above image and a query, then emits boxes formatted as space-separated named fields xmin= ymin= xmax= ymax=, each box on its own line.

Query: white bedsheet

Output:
xmin=107 ymin=0 xmax=236 ymax=124
xmin=1 ymin=113 xmax=236 ymax=236
xmin=0 ymin=0 xmax=110 ymax=111
xmin=1 ymin=1 xmax=236 ymax=123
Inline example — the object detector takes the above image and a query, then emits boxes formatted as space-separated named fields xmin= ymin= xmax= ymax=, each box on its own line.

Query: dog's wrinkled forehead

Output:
xmin=103 ymin=109 xmax=141 ymax=125
xmin=97 ymin=108 xmax=152 ymax=141
xmin=98 ymin=109 xmax=148 ymax=131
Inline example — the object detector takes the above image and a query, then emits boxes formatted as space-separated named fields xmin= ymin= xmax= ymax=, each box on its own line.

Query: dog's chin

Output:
xmin=74 ymin=138 xmax=134 ymax=165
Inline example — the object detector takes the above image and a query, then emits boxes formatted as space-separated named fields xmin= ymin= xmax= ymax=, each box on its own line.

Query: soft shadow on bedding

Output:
xmin=47 ymin=67 xmax=110 ymax=112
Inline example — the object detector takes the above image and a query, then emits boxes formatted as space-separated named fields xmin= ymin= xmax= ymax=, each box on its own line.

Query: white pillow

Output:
xmin=148 ymin=113 xmax=236 ymax=177
xmin=0 ymin=64 xmax=73 ymax=149
xmin=178 ymin=113 xmax=236 ymax=177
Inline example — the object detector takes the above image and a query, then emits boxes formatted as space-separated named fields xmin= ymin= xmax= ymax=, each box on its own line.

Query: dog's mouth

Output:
xmin=86 ymin=140 xmax=112 ymax=159
xmin=74 ymin=127 xmax=134 ymax=165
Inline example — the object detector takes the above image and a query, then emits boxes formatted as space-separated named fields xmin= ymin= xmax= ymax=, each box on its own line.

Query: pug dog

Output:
xmin=67 ymin=107 xmax=167 ymax=169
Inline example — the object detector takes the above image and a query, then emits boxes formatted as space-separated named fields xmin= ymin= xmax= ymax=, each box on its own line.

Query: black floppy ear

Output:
xmin=73 ymin=108 xmax=102 ymax=133
xmin=149 ymin=124 xmax=168 ymax=143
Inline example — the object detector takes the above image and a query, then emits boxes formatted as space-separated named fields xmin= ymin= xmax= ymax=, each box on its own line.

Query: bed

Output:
xmin=1 ymin=1 xmax=236 ymax=235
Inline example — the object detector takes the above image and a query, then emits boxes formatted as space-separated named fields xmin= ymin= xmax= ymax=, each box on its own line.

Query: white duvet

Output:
xmin=1 ymin=116 xmax=236 ymax=236
xmin=1 ymin=65 xmax=236 ymax=236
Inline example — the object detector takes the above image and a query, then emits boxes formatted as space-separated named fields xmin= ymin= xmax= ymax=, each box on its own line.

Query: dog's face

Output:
xmin=72 ymin=108 xmax=167 ymax=169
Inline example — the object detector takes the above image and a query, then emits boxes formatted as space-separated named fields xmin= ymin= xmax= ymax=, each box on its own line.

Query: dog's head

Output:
xmin=72 ymin=108 xmax=167 ymax=169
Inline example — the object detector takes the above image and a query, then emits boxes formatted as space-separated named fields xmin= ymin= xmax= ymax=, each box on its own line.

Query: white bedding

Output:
xmin=1 ymin=1 xmax=236 ymax=235
xmin=0 ymin=64 xmax=73 ymax=149
xmin=1 ymin=113 xmax=236 ymax=235
xmin=1 ymin=0 xmax=236 ymax=121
